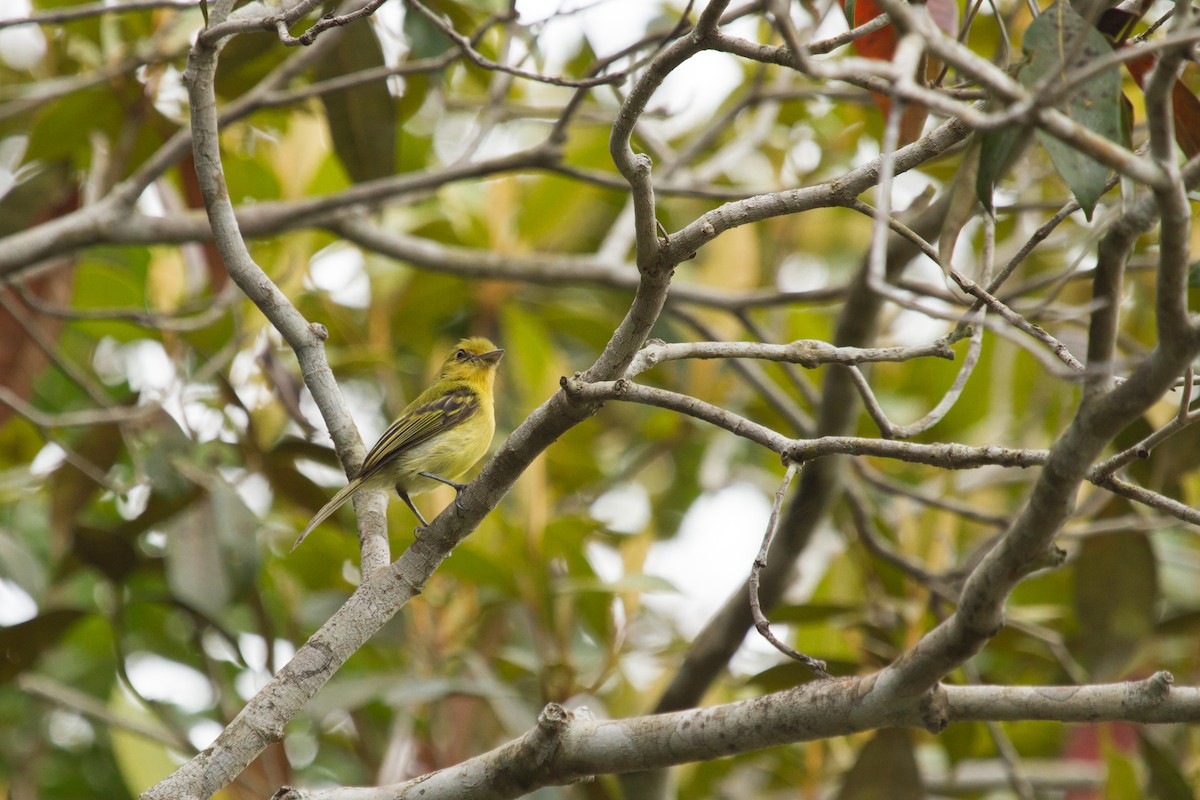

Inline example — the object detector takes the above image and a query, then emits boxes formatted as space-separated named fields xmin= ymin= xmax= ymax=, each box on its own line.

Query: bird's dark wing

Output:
xmin=359 ymin=387 xmax=479 ymax=478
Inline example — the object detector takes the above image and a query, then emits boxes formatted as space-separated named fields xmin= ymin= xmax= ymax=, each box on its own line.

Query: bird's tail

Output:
xmin=291 ymin=477 xmax=363 ymax=552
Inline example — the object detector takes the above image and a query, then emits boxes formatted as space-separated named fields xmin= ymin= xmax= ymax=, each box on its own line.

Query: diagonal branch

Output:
xmin=870 ymin=26 xmax=1200 ymax=702
xmin=145 ymin=0 xmax=724 ymax=794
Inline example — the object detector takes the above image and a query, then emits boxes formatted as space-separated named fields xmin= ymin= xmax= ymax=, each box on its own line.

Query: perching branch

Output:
xmin=143 ymin=0 xmax=736 ymax=795
xmin=11 ymin=2 xmax=1200 ymax=799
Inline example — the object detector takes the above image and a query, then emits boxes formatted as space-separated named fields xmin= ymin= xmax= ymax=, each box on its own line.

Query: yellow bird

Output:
xmin=292 ymin=337 xmax=504 ymax=551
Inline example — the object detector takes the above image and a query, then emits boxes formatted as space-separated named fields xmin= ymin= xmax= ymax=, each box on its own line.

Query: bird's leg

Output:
xmin=419 ymin=471 xmax=470 ymax=512
xmin=397 ymin=487 xmax=430 ymax=533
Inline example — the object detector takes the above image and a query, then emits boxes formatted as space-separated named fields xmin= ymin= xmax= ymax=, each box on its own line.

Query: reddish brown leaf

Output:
xmin=839 ymin=0 xmax=958 ymax=144
xmin=1124 ymin=55 xmax=1200 ymax=158
xmin=0 ymin=278 xmax=71 ymax=426
xmin=0 ymin=173 xmax=79 ymax=425
xmin=1063 ymin=722 xmax=1139 ymax=800
xmin=846 ymin=0 xmax=896 ymax=61
xmin=926 ymin=0 xmax=959 ymax=37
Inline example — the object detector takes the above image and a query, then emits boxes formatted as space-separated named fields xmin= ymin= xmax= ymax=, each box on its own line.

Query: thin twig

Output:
xmin=850 ymin=198 xmax=1088 ymax=372
xmin=0 ymin=0 xmax=194 ymax=29
xmin=853 ymin=461 xmax=1008 ymax=527
xmin=403 ymin=0 xmax=624 ymax=88
xmin=18 ymin=674 xmax=190 ymax=747
xmin=14 ymin=277 xmax=239 ymax=332
xmin=0 ymin=290 xmax=113 ymax=407
xmin=667 ymin=308 xmax=815 ymax=435
xmin=1093 ymin=474 xmax=1200 ymax=527
xmin=1178 ymin=367 xmax=1194 ymax=424
xmin=0 ymin=385 xmax=157 ymax=428
xmin=561 ymin=375 xmax=1053 ymax=471
xmin=276 ymin=0 xmax=389 ymax=46
xmin=749 ymin=460 xmax=829 ymax=677
xmin=733 ymin=310 xmax=822 ymax=412
xmin=844 ymin=480 xmax=948 ymax=590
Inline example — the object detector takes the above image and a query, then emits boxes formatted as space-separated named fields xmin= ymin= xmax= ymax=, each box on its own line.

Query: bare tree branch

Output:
xmin=277 ymin=674 xmax=1198 ymax=800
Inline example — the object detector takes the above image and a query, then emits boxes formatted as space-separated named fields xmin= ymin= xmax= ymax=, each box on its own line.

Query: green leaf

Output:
xmin=766 ymin=602 xmax=861 ymax=624
xmin=165 ymin=499 xmax=232 ymax=618
xmin=211 ymin=37 xmax=290 ymax=100
xmin=1021 ymin=2 xmax=1123 ymax=219
xmin=562 ymin=573 xmax=676 ymax=594
xmin=72 ymin=526 xmax=141 ymax=582
xmin=442 ymin=544 xmax=519 ymax=595
xmin=315 ymin=22 xmax=396 ymax=183
xmin=108 ymin=689 xmax=183 ymax=796
xmin=1140 ymin=730 xmax=1193 ymax=800
xmin=164 ymin=477 xmax=259 ymax=616
xmin=0 ymin=609 xmax=86 ymax=682
xmin=835 ymin=728 xmax=925 ymax=800
xmin=49 ymin=423 xmax=124 ymax=549
xmin=1187 ymin=260 xmax=1200 ymax=287
xmin=977 ymin=126 xmax=1027 ymax=213
xmin=1072 ymin=532 xmax=1158 ymax=679
xmin=403 ymin=6 xmax=454 ymax=60
xmin=26 ymin=86 xmax=122 ymax=169
xmin=1158 ymin=608 xmax=1200 ymax=636
xmin=1105 ymin=742 xmax=1141 ymax=800
xmin=744 ymin=660 xmax=858 ymax=692
xmin=0 ymin=159 xmax=76 ymax=237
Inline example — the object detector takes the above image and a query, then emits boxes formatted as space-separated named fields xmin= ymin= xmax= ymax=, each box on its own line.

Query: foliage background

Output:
xmin=1 ymin=0 xmax=1199 ymax=797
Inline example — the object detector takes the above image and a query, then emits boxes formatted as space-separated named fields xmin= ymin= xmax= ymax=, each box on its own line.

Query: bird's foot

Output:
xmin=419 ymin=471 xmax=468 ymax=493
xmin=419 ymin=471 xmax=470 ymax=512
xmin=398 ymin=487 xmax=431 ymax=528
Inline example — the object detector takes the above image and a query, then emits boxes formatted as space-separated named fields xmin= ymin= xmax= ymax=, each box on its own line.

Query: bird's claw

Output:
xmin=421 ymin=472 xmax=470 ymax=511
xmin=417 ymin=473 xmax=472 ymax=516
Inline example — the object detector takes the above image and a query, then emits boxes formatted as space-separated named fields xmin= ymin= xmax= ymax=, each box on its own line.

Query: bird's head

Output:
xmin=439 ymin=336 xmax=505 ymax=386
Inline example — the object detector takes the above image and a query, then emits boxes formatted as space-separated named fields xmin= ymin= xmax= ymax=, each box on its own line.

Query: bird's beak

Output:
xmin=475 ymin=349 xmax=505 ymax=365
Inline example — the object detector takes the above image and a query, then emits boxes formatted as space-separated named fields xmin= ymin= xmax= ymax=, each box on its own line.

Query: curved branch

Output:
xmin=561 ymin=376 xmax=1050 ymax=470
xmin=662 ymin=115 xmax=969 ymax=266
xmin=0 ymin=0 xmax=193 ymax=28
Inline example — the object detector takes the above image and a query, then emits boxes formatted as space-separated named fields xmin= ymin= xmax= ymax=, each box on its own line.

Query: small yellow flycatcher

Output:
xmin=291 ymin=337 xmax=504 ymax=551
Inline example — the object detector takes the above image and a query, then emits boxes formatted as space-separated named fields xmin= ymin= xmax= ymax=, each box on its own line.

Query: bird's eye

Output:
xmin=456 ymin=348 xmax=468 ymax=360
